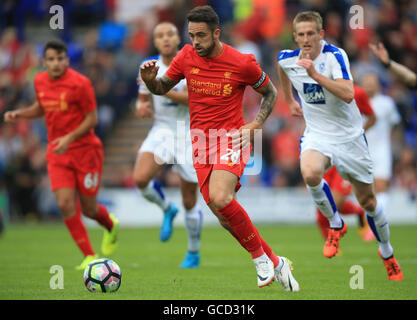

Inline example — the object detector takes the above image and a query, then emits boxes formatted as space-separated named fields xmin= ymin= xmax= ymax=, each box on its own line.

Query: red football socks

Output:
xmin=340 ymin=201 xmax=364 ymax=216
xmin=95 ymin=204 xmax=114 ymax=231
xmin=76 ymin=201 xmax=114 ymax=231
xmin=64 ymin=211 xmax=95 ymax=256
xmin=218 ymin=199 xmax=265 ymax=259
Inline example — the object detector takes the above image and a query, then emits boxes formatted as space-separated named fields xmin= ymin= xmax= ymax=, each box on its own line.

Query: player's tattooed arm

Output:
xmin=230 ymin=80 xmax=277 ymax=149
xmin=146 ymin=75 xmax=179 ymax=96
xmin=254 ymin=80 xmax=278 ymax=125
xmin=140 ymin=59 xmax=179 ymax=95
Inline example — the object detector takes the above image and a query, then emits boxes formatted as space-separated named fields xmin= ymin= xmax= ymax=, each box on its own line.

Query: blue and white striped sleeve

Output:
xmin=325 ymin=45 xmax=352 ymax=80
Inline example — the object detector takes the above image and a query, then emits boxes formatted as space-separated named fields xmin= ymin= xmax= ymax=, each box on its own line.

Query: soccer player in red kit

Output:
xmin=316 ymin=85 xmax=376 ymax=241
xmin=4 ymin=40 xmax=119 ymax=270
xmin=140 ymin=5 xmax=299 ymax=291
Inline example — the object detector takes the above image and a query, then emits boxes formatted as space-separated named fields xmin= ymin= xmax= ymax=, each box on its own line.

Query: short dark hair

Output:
xmin=186 ymin=5 xmax=219 ymax=31
xmin=43 ymin=39 xmax=67 ymax=57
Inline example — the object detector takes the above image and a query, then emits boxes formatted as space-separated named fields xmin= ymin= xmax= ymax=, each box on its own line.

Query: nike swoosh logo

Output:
xmin=288 ymin=275 xmax=293 ymax=291
xmin=258 ymin=274 xmax=268 ymax=281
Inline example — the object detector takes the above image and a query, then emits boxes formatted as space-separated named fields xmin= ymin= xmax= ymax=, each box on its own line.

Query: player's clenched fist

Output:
xmin=140 ymin=59 xmax=159 ymax=83
xmin=4 ymin=110 xmax=20 ymax=123
xmin=297 ymin=54 xmax=317 ymax=78
xmin=288 ymin=100 xmax=303 ymax=117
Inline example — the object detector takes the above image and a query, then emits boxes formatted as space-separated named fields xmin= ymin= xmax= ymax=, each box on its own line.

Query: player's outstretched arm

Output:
xmin=3 ymin=101 xmax=44 ymax=123
xmin=140 ymin=60 xmax=179 ymax=95
xmin=369 ymin=42 xmax=417 ymax=88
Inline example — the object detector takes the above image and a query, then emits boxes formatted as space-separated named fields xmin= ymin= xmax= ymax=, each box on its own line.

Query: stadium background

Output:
xmin=0 ymin=0 xmax=416 ymax=227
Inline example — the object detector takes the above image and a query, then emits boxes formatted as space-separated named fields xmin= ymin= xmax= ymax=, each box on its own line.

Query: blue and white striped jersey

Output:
xmin=278 ymin=40 xmax=363 ymax=143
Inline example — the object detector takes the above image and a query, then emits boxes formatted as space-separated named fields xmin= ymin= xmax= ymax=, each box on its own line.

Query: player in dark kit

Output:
xmin=4 ymin=40 xmax=119 ymax=270
xmin=140 ymin=5 xmax=299 ymax=291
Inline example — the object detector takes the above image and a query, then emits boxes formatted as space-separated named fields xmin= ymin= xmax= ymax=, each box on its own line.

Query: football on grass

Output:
xmin=83 ymin=258 xmax=121 ymax=293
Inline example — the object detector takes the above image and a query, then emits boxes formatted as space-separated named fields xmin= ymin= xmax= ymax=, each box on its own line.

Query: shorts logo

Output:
xmin=84 ymin=172 xmax=99 ymax=190
xmin=220 ymin=148 xmax=241 ymax=165
xmin=303 ymin=83 xmax=325 ymax=104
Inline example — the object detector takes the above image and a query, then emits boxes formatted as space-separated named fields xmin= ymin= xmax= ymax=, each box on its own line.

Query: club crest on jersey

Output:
xmin=303 ymin=83 xmax=325 ymax=104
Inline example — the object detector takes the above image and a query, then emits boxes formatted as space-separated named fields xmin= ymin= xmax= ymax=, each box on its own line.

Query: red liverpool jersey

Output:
xmin=34 ymin=68 xmax=102 ymax=153
xmin=166 ymin=43 xmax=269 ymax=134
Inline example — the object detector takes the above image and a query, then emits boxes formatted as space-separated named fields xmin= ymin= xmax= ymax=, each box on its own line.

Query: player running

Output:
xmin=361 ymin=73 xmax=401 ymax=216
xmin=316 ymin=85 xmax=376 ymax=242
xmin=277 ymin=11 xmax=402 ymax=280
xmin=140 ymin=5 xmax=299 ymax=291
xmin=134 ymin=22 xmax=203 ymax=268
xmin=4 ymin=40 xmax=119 ymax=270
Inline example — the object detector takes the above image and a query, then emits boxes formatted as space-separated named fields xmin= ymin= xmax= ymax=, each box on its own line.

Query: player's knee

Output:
xmin=134 ymin=174 xmax=151 ymax=190
xmin=301 ymin=164 xmax=323 ymax=186
xmin=358 ymin=193 xmax=377 ymax=212
xmin=302 ymin=170 xmax=323 ymax=187
xmin=209 ymin=192 xmax=233 ymax=211
xmin=57 ymin=198 xmax=76 ymax=217
xmin=183 ymin=196 xmax=197 ymax=211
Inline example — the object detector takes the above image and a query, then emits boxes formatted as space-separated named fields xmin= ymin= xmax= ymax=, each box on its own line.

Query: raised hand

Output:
xmin=140 ymin=60 xmax=159 ymax=83
xmin=369 ymin=42 xmax=390 ymax=65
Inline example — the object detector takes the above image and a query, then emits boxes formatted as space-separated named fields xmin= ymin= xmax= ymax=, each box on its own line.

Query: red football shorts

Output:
xmin=324 ymin=166 xmax=352 ymax=196
xmin=46 ymin=145 xmax=103 ymax=197
xmin=193 ymin=142 xmax=250 ymax=205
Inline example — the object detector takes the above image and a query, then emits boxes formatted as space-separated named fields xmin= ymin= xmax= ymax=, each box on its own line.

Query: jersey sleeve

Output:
xmin=165 ymin=47 xmax=185 ymax=82
xmin=78 ymin=77 xmax=97 ymax=113
xmin=329 ymin=48 xmax=352 ymax=81
xmin=354 ymin=86 xmax=374 ymax=116
xmin=242 ymin=54 xmax=269 ymax=89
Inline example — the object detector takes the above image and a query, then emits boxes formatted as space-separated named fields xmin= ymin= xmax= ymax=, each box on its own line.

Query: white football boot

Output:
xmin=254 ymin=255 xmax=275 ymax=288
xmin=275 ymin=257 xmax=300 ymax=291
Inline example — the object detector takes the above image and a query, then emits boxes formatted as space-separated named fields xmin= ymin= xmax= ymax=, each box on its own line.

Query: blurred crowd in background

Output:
xmin=0 ymin=0 xmax=416 ymax=221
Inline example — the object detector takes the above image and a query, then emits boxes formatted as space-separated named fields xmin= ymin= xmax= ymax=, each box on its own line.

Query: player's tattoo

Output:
xmin=145 ymin=75 xmax=178 ymax=95
xmin=255 ymin=81 xmax=278 ymax=125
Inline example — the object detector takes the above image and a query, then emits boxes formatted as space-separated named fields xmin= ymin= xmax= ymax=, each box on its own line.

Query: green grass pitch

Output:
xmin=0 ymin=223 xmax=416 ymax=300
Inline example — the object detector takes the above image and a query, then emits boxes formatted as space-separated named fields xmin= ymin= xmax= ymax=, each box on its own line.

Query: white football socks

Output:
xmin=184 ymin=204 xmax=202 ymax=253
xmin=365 ymin=201 xmax=393 ymax=258
xmin=307 ymin=179 xmax=343 ymax=229
xmin=139 ymin=180 xmax=170 ymax=211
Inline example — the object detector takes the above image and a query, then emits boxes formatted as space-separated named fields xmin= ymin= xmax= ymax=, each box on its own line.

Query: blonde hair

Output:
xmin=293 ymin=11 xmax=323 ymax=31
